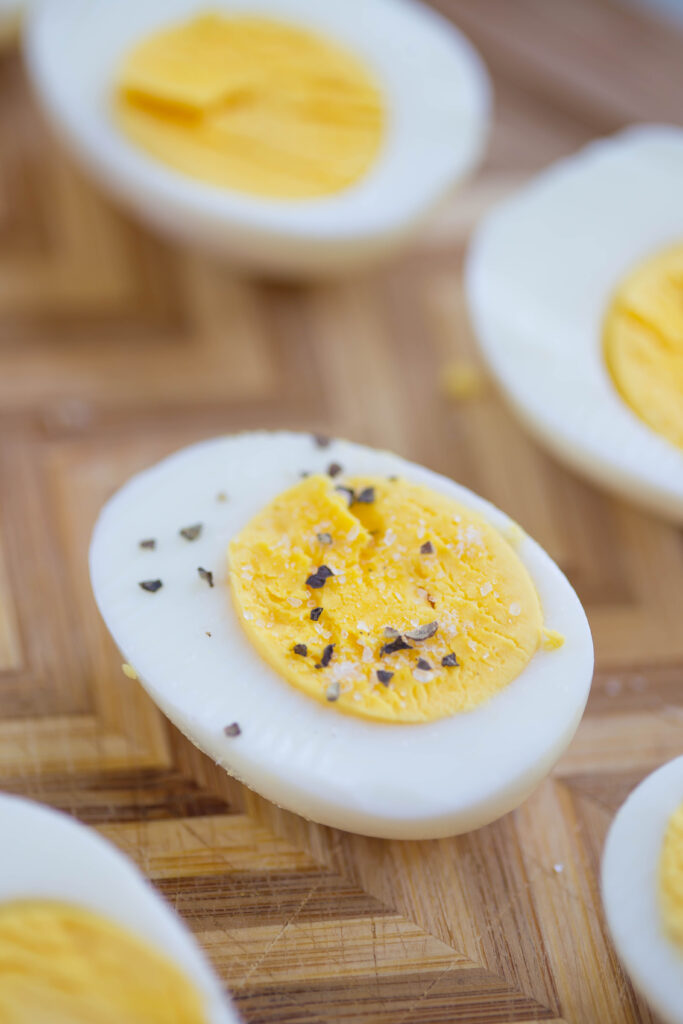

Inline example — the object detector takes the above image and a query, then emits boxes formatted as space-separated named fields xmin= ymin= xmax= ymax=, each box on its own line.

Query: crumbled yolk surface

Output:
xmin=0 ymin=901 xmax=206 ymax=1023
xmin=115 ymin=14 xmax=384 ymax=199
xmin=660 ymin=800 xmax=683 ymax=949
xmin=229 ymin=475 xmax=552 ymax=723
xmin=604 ymin=242 xmax=683 ymax=449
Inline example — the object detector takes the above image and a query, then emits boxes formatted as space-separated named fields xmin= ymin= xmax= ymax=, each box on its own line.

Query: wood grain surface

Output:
xmin=2 ymin=1 xmax=683 ymax=1021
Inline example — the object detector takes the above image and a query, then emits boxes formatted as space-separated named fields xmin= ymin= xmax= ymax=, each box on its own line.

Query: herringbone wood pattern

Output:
xmin=1 ymin=1 xmax=682 ymax=1021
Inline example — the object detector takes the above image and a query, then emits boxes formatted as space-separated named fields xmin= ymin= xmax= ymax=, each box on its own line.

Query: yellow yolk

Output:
xmin=115 ymin=14 xmax=384 ymax=199
xmin=0 ymin=901 xmax=207 ymax=1023
xmin=604 ymin=243 xmax=683 ymax=449
xmin=229 ymin=475 xmax=548 ymax=723
xmin=660 ymin=800 xmax=683 ymax=949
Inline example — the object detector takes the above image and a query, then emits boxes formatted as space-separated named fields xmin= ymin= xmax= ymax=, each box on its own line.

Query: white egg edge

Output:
xmin=24 ymin=0 xmax=491 ymax=275
xmin=601 ymin=756 xmax=683 ymax=1024
xmin=90 ymin=431 xmax=594 ymax=840
xmin=465 ymin=124 xmax=683 ymax=524
xmin=0 ymin=793 xmax=239 ymax=1023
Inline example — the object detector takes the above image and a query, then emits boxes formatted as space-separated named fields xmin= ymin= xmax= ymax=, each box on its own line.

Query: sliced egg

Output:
xmin=602 ymin=757 xmax=683 ymax=1024
xmin=0 ymin=793 xmax=239 ymax=1023
xmin=24 ymin=0 xmax=490 ymax=276
xmin=90 ymin=431 xmax=593 ymax=839
xmin=466 ymin=125 xmax=683 ymax=523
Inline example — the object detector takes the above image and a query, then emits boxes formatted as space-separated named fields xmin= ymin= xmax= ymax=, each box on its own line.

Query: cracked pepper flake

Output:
xmin=404 ymin=621 xmax=438 ymax=641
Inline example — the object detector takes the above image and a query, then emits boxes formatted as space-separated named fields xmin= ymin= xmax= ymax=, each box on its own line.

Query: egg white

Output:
xmin=0 ymin=793 xmax=239 ymax=1023
xmin=24 ymin=0 xmax=490 ymax=277
xmin=90 ymin=431 xmax=593 ymax=839
xmin=465 ymin=125 xmax=683 ymax=523
xmin=602 ymin=756 xmax=683 ymax=1024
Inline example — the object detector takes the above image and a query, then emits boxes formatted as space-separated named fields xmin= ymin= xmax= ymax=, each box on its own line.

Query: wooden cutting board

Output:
xmin=1 ymin=1 xmax=682 ymax=1021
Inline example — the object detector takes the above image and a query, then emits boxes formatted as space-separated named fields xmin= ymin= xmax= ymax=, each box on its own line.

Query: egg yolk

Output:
xmin=229 ymin=474 xmax=553 ymax=723
xmin=604 ymin=242 xmax=683 ymax=449
xmin=115 ymin=14 xmax=384 ymax=199
xmin=0 ymin=901 xmax=207 ymax=1023
xmin=660 ymin=800 xmax=683 ymax=949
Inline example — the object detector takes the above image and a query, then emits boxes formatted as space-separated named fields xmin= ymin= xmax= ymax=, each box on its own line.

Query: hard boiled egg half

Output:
xmin=466 ymin=125 xmax=683 ymax=523
xmin=602 ymin=756 xmax=683 ymax=1024
xmin=90 ymin=432 xmax=593 ymax=839
xmin=0 ymin=793 xmax=239 ymax=1024
xmin=24 ymin=0 xmax=490 ymax=276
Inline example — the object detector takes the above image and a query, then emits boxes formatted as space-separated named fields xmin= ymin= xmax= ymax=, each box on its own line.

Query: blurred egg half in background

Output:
xmin=0 ymin=794 xmax=239 ymax=1024
xmin=466 ymin=126 xmax=683 ymax=523
xmin=23 ymin=0 xmax=491 ymax=276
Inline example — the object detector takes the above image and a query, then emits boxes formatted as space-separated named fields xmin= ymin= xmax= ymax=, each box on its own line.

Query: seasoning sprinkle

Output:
xmin=380 ymin=636 xmax=412 ymax=656
xmin=317 ymin=532 xmax=333 ymax=545
xmin=306 ymin=564 xmax=334 ymax=589
xmin=321 ymin=643 xmax=335 ymax=667
xmin=293 ymin=643 xmax=308 ymax=657
xmin=327 ymin=462 xmax=343 ymax=478
xmin=405 ymin=621 xmax=438 ymax=641
xmin=205 ymin=631 xmax=212 ymax=637
xmin=139 ymin=579 xmax=162 ymax=593
xmin=313 ymin=434 xmax=331 ymax=448
xmin=300 ymin=470 xmax=311 ymax=478
xmin=197 ymin=567 xmax=214 ymax=588
xmin=310 ymin=607 xmax=323 ymax=621
xmin=420 ymin=541 xmax=434 ymax=555
xmin=376 ymin=669 xmax=394 ymax=686
xmin=216 ymin=492 xmax=228 ymax=502
xmin=335 ymin=485 xmax=355 ymax=505
xmin=325 ymin=680 xmax=341 ymax=702
xmin=383 ymin=626 xmax=401 ymax=639
xmin=355 ymin=486 xmax=376 ymax=504
xmin=417 ymin=658 xmax=432 ymax=671
xmin=139 ymin=538 xmax=156 ymax=550
xmin=442 ymin=653 xmax=459 ymax=667
xmin=224 ymin=722 xmax=241 ymax=737
xmin=180 ymin=524 xmax=202 ymax=541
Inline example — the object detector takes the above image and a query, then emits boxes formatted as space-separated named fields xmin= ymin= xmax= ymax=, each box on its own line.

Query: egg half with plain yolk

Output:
xmin=24 ymin=0 xmax=491 ymax=276
xmin=602 ymin=757 xmax=683 ymax=1024
xmin=90 ymin=432 xmax=593 ymax=839
xmin=0 ymin=794 xmax=239 ymax=1024
xmin=466 ymin=125 xmax=683 ymax=523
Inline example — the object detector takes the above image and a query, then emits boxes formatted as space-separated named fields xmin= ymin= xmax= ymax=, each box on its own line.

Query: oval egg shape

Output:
xmin=0 ymin=793 xmax=239 ymax=1024
xmin=466 ymin=125 xmax=683 ymax=523
xmin=90 ymin=431 xmax=594 ymax=839
xmin=602 ymin=756 xmax=683 ymax=1024
xmin=24 ymin=0 xmax=491 ymax=276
